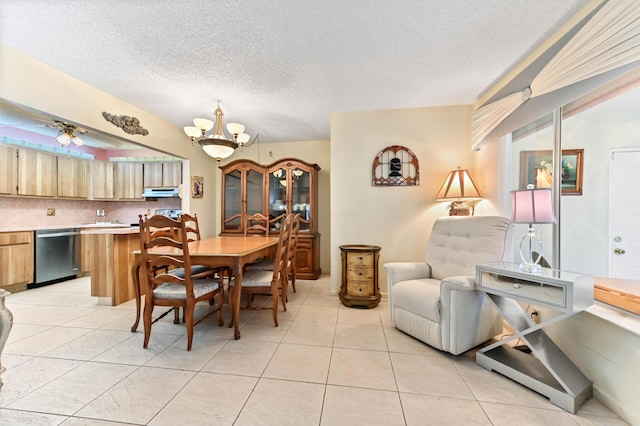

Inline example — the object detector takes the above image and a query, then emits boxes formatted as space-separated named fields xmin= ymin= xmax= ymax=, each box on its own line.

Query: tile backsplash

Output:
xmin=0 ymin=197 xmax=181 ymax=228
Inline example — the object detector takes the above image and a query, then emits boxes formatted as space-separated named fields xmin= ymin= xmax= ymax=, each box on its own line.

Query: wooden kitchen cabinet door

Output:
xmin=0 ymin=231 xmax=34 ymax=291
xmin=17 ymin=148 xmax=57 ymax=196
xmin=92 ymin=160 xmax=115 ymax=199
xmin=0 ymin=144 xmax=17 ymax=195
xmin=162 ymin=162 xmax=182 ymax=187
xmin=116 ymin=162 xmax=144 ymax=200
xmin=143 ymin=162 xmax=163 ymax=187
xmin=57 ymin=156 xmax=88 ymax=198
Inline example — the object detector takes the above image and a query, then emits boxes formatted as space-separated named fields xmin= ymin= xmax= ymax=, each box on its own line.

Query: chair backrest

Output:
xmin=425 ymin=216 xmax=511 ymax=280
xmin=272 ymin=214 xmax=293 ymax=282
xmin=245 ymin=213 xmax=269 ymax=236
xmin=287 ymin=214 xmax=301 ymax=270
xmin=180 ymin=213 xmax=202 ymax=242
xmin=138 ymin=214 xmax=196 ymax=298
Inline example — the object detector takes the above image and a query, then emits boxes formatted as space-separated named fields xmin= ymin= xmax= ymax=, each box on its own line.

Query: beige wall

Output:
xmin=0 ymin=44 xmax=219 ymax=238
xmin=330 ymin=105 xmax=485 ymax=296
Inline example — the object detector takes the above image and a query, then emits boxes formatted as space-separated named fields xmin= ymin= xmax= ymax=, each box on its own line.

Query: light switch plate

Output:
xmin=47 ymin=208 xmax=55 ymax=216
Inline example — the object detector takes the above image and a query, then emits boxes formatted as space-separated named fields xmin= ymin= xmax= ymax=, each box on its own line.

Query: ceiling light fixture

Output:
xmin=47 ymin=120 xmax=86 ymax=147
xmin=184 ymin=101 xmax=256 ymax=162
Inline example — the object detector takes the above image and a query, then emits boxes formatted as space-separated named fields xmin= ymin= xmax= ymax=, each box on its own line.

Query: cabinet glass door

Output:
xmin=268 ymin=168 xmax=287 ymax=232
xmin=246 ymin=168 xmax=264 ymax=220
xmin=291 ymin=167 xmax=311 ymax=231
xmin=223 ymin=169 xmax=242 ymax=232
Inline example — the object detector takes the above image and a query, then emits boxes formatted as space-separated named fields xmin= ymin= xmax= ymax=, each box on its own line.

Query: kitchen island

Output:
xmin=83 ymin=227 xmax=140 ymax=306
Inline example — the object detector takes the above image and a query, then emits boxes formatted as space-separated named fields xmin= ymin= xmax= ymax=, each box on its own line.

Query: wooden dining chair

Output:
xmin=245 ymin=212 xmax=270 ymax=236
xmin=138 ymin=214 xmax=224 ymax=351
xmin=228 ymin=213 xmax=292 ymax=327
xmin=250 ymin=214 xmax=300 ymax=295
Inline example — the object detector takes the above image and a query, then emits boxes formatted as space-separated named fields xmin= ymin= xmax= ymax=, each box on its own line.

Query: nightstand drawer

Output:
xmin=480 ymin=271 xmax=566 ymax=308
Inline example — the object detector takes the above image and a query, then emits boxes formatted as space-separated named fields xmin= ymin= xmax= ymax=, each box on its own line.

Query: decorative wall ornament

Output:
xmin=102 ymin=112 xmax=149 ymax=136
xmin=372 ymin=145 xmax=419 ymax=186
xmin=191 ymin=176 xmax=204 ymax=198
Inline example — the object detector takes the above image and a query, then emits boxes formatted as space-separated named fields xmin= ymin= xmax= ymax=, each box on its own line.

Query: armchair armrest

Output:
xmin=383 ymin=262 xmax=432 ymax=287
xmin=440 ymin=275 xmax=477 ymax=292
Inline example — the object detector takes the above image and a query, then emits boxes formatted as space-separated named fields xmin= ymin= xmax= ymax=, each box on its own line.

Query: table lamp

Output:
xmin=511 ymin=185 xmax=557 ymax=274
xmin=435 ymin=166 xmax=483 ymax=216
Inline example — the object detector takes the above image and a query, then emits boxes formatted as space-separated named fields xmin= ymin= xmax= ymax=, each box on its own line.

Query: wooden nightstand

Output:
xmin=339 ymin=245 xmax=381 ymax=308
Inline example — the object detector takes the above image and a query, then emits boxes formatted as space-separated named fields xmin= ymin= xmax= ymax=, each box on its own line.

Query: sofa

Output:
xmin=384 ymin=216 xmax=512 ymax=355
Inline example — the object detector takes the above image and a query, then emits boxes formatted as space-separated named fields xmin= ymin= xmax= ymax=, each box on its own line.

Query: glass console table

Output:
xmin=476 ymin=261 xmax=594 ymax=413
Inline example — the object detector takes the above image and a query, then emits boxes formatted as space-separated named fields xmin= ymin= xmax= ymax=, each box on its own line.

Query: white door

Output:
xmin=609 ymin=149 xmax=640 ymax=279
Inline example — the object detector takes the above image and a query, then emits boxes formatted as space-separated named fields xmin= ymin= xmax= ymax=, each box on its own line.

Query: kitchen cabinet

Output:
xmin=143 ymin=161 xmax=182 ymax=187
xmin=57 ymin=156 xmax=88 ymax=198
xmin=116 ymin=162 xmax=144 ymax=200
xmin=0 ymin=231 xmax=34 ymax=292
xmin=91 ymin=160 xmax=115 ymax=199
xmin=220 ymin=158 xmax=321 ymax=279
xmin=17 ymin=148 xmax=57 ymax=197
xmin=162 ymin=162 xmax=182 ymax=187
xmin=0 ymin=145 xmax=17 ymax=195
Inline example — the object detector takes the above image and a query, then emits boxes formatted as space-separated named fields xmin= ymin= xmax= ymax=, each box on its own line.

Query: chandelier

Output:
xmin=184 ymin=102 xmax=254 ymax=162
xmin=48 ymin=121 xmax=85 ymax=147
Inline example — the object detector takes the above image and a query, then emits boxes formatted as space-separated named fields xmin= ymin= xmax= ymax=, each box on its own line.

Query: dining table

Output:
xmin=130 ymin=235 xmax=279 ymax=340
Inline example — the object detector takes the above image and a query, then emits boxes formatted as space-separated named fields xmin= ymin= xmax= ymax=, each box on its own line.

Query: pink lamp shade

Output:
xmin=511 ymin=187 xmax=557 ymax=224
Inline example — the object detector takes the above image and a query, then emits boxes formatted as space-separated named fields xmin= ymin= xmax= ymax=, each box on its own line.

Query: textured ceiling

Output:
xmin=0 ymin=0 xmax=591 ymax=146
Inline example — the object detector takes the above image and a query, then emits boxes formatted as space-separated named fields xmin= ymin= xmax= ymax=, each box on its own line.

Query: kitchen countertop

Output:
xmin=0 ymin=223 xmax=134 ymax=233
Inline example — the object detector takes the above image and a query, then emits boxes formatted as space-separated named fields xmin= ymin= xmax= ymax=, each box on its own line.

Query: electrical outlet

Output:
xmin=530 ymin=308 xmax=541 ymax=324
xmin=47 ymin=208 xmax=55 ymax=216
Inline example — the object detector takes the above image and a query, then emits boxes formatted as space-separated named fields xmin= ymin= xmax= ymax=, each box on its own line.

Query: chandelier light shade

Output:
xmin=184 ymin=102 xmax=256 ymax=162
xmin=435 ymin=166 xmax=483 ymax=216
xmin=511 ymin=185 xmax=557 ymax=274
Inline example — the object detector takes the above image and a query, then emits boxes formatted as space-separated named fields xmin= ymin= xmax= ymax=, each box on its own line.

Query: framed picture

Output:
xmin=519 ymin=149 xmax=583 ymax=195
xmin=191 ymin=176 xmax=204 ymax=198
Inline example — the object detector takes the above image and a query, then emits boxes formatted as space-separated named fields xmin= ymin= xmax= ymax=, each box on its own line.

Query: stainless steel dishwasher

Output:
xmin=32 ymin=228 xmax=81 ymax=287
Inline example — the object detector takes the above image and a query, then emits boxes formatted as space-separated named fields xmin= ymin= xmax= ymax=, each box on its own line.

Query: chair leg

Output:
xmin=185 ymin=302 xmax=194 ymax=351
xmin=173 ymin=307 xmax=180 ymax=324
xmin=142 ymin=301 xmax=154 ymax=349
xmin=291 ymin=269 xmax=296 ymax=293
xmin=217 ymin=290 xmax=224 ymax=326
xmin=271 ymin=285 xmax=279 ymax=327
xmin=280 ymin=275 xmax=288 ymax=312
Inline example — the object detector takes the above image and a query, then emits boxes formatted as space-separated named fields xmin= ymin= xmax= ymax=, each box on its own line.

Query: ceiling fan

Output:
xmin=45 ymin=120 xmax=87 ymax=146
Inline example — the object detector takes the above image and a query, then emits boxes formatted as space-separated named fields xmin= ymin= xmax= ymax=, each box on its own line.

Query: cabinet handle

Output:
xmin=614 ymin=248 xmax=626 ymax=255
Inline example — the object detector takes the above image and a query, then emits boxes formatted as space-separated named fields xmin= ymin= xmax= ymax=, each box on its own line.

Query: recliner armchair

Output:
xmin=384 ymin=216 xmax=511 ymax=355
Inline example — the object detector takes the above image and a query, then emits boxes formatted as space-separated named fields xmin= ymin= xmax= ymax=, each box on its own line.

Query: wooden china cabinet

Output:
xmin=220 ymin=158 xmax=321 ymax=279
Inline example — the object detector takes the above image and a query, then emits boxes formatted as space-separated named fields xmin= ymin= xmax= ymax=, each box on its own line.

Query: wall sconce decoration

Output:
xmin=372 ymin=145 xmax=419 ymax=186
xmin=102 ymin=112 xmax=149 ymax=136
xmin=435 ymin=166 xmax=483 ymax=216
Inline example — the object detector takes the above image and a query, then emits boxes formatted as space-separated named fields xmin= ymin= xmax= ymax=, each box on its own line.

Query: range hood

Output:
xmin=142 ymin=187 xmax=181 ymax=198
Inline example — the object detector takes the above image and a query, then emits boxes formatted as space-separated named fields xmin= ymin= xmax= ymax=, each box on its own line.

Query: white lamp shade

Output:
xmin=184 ymin=126 xmax=201 ymax=138
xmin=72 ymin=135 xmax=84 ymax=146
xmin=193 ymin=118 xmax=214 ymax=131
xmin=511 ymin=187 xmax=557 ymax=224
xmin=236 ymin=133 xmax=250 ymax=144
xmin=56 ymin=133 xmax=71 ymax=146
xmin=435 ymin=168 xmax=483 ymax=200
xmin=226 ymin=122 xmax=245 ymax=135
xmin=201 ymin=144 xmax=235 ymax=159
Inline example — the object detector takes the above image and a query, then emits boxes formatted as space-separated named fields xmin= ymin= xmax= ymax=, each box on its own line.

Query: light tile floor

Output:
xmin=0 ymin=276 xmax=628 ymax=425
